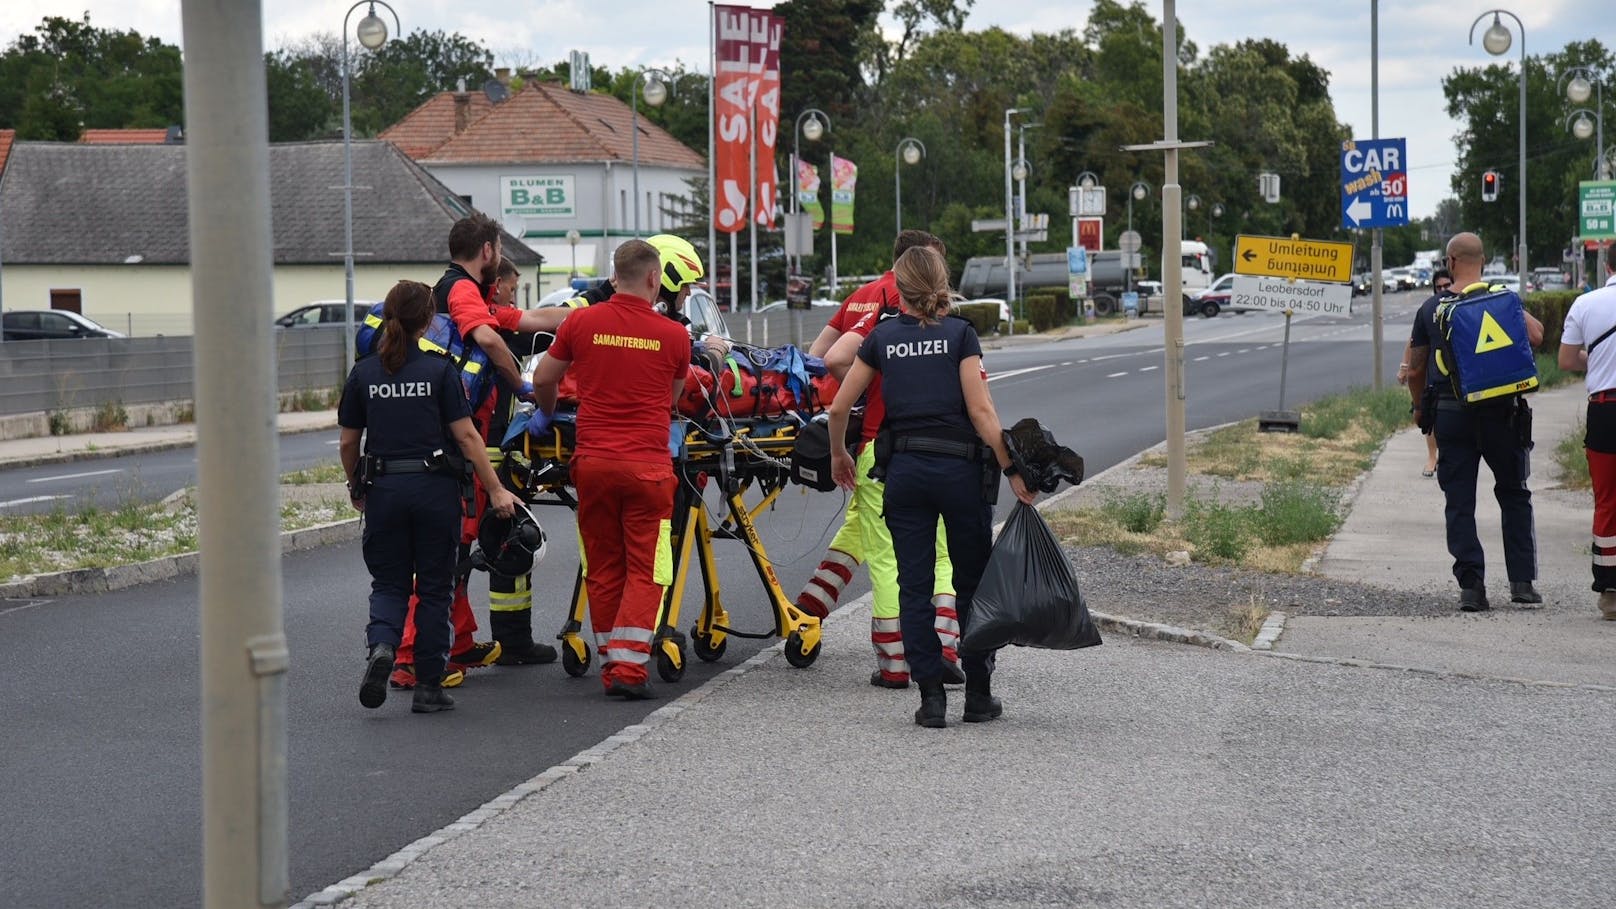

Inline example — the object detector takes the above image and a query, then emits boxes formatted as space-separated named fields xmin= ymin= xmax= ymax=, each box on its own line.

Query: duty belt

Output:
xmin=370 ymin=455 xmax=460 ymax=476
xmin=891 ymin=435 xmax=983 ymax=460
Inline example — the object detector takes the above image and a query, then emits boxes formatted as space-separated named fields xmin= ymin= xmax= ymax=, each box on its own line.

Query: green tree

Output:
xmin=265 ymin=49 xmax=336 ymax=141
xmin=0 ymin=14 xmax=184 ymax=139
xmin=349 ymin=29 xmax=495 ymax=135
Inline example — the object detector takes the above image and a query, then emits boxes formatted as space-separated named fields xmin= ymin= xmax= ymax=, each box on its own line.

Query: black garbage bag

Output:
xmin=961 ymin=502 xmax=1102 ymax=652
xmin=1003 ymin=418 xmax=1085 ymax=493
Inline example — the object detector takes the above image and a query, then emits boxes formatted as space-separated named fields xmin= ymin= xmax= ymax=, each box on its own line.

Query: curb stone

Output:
xmin=0 ymin=420 xmax=338 ymax=471
xmin=0 ymin=518 xmax=359 ymax=599
xmin=1250 ymin=610 xmax=1288 ymax=651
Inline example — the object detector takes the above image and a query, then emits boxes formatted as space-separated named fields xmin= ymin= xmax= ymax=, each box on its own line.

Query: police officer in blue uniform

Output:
xmin=340 ymin=280 xmax=519 ymax=714
xmin=827 ymin=246 xmax=1035 ymax=728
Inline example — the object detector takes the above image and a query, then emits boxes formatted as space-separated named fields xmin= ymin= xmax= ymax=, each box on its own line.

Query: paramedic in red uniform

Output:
xmin=532 ymin=239 xmax=692 ymax=699
xmin=1557 ymin=256 xmax=1616 ymax=620
xmin=391 ymin=214 xmax=568 ymax=690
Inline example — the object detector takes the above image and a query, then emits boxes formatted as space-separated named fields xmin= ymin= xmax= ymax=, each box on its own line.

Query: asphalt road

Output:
xmin=0 ymin=293 xmax=1424 ymax=907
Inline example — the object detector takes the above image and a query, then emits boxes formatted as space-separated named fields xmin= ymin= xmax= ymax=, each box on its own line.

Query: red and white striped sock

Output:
xmin=796 ymin=548 xmax=858 ymax=619
xmin=933 ymin=593 xmax=960 ymax=665
xmin=871 ymin=616 xmax=909 ymax=684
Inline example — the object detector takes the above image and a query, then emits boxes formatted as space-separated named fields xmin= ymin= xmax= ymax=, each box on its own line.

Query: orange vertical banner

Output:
xmin=713 ymin=5 xmax=762 ymax=234
xmin=753 ymin=13 xmax=784 ymax=229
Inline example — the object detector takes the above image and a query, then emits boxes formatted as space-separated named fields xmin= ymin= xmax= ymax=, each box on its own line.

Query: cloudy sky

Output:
xmin=0 ymin=0 xmax=1597 ymax=218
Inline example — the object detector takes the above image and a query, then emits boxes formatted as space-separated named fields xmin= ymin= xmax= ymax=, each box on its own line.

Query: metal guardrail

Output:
xmin=0 ymin=329 xmax=347 ymax=416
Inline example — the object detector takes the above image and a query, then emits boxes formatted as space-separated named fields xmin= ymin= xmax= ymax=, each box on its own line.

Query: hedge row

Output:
xmin=953 ymin=302 xmax=1001 ymax=336
xmin=1524 ymin=290 xmax=1579 ymax=352
xmin=1023 ymin=293 xmax=1079 ymax=332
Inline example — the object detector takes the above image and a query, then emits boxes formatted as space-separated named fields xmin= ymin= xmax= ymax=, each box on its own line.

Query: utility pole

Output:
xmin=180 ymin=0 xmax=288 ymax=906
xmin=1370 ymin=0 xmax=1384 ymax=390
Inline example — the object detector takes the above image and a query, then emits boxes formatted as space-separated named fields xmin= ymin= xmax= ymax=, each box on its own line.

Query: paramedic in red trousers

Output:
xmin=1407 ymin=231 xmax=1543 ymax=613
xmin=794 ymin=230 xmax=965 ymax=689
xmin=390 ymin=214 xmax=568 ymax=690
xmin=531 ymin=239 xmax=691 ymax=699
xmin=827 ymin=246 xmax=1035 ymax=728
xmin=1557 ymin=256 xmax=1616 ymax=620
xmin=342 ymin=280 xmax=519 ymax=714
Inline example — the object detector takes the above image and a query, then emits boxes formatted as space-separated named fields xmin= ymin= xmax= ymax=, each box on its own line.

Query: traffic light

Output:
xmin=1481 ymin=170 xmax=1500 ymax=203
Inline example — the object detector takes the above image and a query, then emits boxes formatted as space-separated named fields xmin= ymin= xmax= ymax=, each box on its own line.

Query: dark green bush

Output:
xmin=1525 ymin=290 xmax=1579 ymax=353
xmin=1025 ymin=294 xmax=1061 ymax=331
xmin=953 ymin=302 xmax=1000 ymax=336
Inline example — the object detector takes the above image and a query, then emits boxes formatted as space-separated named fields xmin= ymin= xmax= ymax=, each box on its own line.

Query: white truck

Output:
xmin=958 ymin=240 xmax=1215 ymax=317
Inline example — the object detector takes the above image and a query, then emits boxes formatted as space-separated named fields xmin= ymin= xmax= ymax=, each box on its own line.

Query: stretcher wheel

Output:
xmin=561 ymin=640 xmax=591 ymax=677
xmin=691 ymin=626 xmax=727 ymax=662
xmin=656 ymin=644 xmax=686 ymax=683
xmin=783 ymin=630 xmax=821 ymax=669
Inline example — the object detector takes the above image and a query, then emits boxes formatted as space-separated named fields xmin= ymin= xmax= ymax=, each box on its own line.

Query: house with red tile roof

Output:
xmin=382 ymin=78 xmax=705 ymax=286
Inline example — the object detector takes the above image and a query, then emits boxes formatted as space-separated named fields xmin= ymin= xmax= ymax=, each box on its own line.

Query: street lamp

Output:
xmin=895 ymin=137 xmax=925 ymax=233
xmin=1004 ymin=107 xmax=1030 ymax=329
xmin=791 ymin=108 xmax=829 ymax=276
xmin=566 ymin=228 xmax=581 ymax=280
xmin=1562 ymin=64 xmax=1611 ymax=278
xmin=1470 ymin=9 xmax=1528 ymax=277
xmin=341 ymin=0 xmax=399 ymax=378
xmin=631 ymin=68 xmax=675 ymax=237
xmin=1126 ymin=182 xmax=1151 ymax=295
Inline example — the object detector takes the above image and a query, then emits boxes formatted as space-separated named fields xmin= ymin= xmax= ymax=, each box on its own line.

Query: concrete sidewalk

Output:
xmin=1298 ymin=381 xmax=1616 ymax=687
xmin=299 ymin=382 xmax=1616 ymax=908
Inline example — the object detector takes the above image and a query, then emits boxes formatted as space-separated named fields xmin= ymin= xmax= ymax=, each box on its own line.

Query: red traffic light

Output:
xmin=1481 ymin=170 xmax=1500 ymax=202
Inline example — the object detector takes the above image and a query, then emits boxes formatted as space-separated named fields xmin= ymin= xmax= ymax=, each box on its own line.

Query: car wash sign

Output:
xmin=1340 ymin=138 xmax=1408 ymax=230
xmin=501 ymin=175 xmax=576 ymax=225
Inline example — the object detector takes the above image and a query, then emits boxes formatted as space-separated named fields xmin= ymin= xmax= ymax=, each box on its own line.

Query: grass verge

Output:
xmin=0 ymin=469 xmax=351 ymax=582
xmin=1554 ymin=419 xmax=1591 ymax=490
xmin=1058 ymin=385 xmax=1404 ymax=573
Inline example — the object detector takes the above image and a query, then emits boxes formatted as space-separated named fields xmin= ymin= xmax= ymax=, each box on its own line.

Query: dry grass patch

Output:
xmin=1219 ymin=598 xmax=1272 ymax=644
xmin=1047 ymin=503 xmax=1324 ymax=573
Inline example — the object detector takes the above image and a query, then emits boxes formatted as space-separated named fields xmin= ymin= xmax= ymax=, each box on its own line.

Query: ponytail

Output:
xmin=892 ymin=246 xmax=956 ymax=324
xmin=378 ymin=281 xmax=434 ymax=374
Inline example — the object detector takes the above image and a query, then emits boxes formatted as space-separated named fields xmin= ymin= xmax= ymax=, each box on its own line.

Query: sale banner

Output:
xmin=831 ymin=154 xmax=857 ymax=235
xmin=712 ymin=5 xmax=764 ymax=233
xmin=753 ymin=14 xmax=783 ymax=229
xmin=797 ymin=159 xmax=824 ymax=230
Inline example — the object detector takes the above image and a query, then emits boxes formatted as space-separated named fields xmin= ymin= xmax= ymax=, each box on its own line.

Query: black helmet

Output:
xmin=471 ymin=503 xmax=547 ymax=578
xmin=1003 ymin=418 xmax=1085 ymax=493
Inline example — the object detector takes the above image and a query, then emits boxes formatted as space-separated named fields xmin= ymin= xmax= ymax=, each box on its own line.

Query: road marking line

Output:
xmin=1194 ymin=355 xmax=1210 ymax=362
xmin=326 ymin=440 xmax=340 ymax=446
xmin=0 ymin=598 xmax=55 ymax=617
xmin=1077 ymin=359 xmax=1088 ymax=364
xmin=1237 ymin=348 xmax=1250 ymax=354
xmin=1106 ymin=371 xmax=1128 ymax=378
xmin=0 ymin=495 xmax=71 ymax=508
xmin=1217 ymin=352 xmax=1231 ymax=357
xmin=1060 ymin=361 xmax=1073 ymax=366
xmin=986 ymin=365 xmax=1055 ymax=382
xmin=26 ymin=469 xmax=121 ymax=484
xmin=1139 ymin=365 xmax=1158 ymax=372
xmin=1255 ymin=345 xmax=1268 ymax=351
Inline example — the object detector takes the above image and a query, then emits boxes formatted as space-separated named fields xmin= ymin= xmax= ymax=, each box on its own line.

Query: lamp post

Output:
xmin=1012 ymin=156 xmax=1032 ymax=265
xmin=791 ymin=108 xmax=828 ymax=277
xmin=341 ymin=0 xmax=398 ymax=378
xmin=1470 ymin=9 xmax=1528 ymax=278
xmin=1186 ymin=193 xmax=1202 ymax=239
xmin=1004 ymin=107 xmax=1030 ymax=327
xmin=1563 ymin=64 xmax=1610 ymax=278
xmin=566 ymin=228 xmax=580 ymax=280
xmin=1128 ymin=182 xmax=1151 ymax=295
xmin=631 ymin=68 xmax=674 ymax=238
xmin=895 ymin=137 xmax=924 ymax=233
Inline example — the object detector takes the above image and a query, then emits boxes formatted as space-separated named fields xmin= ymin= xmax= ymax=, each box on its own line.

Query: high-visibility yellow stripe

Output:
xmin=364 ymin=313 xmax=383 ymax=329
xmin=653 ymin=519 xmax=673 ymax=586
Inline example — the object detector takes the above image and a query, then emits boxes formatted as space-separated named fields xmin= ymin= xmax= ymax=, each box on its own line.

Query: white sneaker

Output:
xmin=1599 ymin=590 xmax=1616 ymax=621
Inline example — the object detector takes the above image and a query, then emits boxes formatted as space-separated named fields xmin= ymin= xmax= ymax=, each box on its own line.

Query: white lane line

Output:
xmin=1059 ymin=361 xmax=1074 ymax=366
xmin=1076 ymin=359 xmax=1089 ymax=364
xmin=0 ymin=495 xmax=71 ymax=508
xmin=1255 ymin=345 xmax=1268 ymax=351
xmin=1237 ymin=348 xmax=1250 ymax=354
xmin=326 ymin=439 xmax=340 ymax=446
xmin=986 ymin=364 xmax=1055 ymax=383
xmin=1139 ymin=365 xmax=1159 ymax=372
xmin=1106 ymin=371 xmax=1128 ymax=378
xmin=0 ymin=599 xmax=55 ymax=618
xmin=1194 ymin=355 xmax=1210 ymax=362
xmin=1217 ymin=352 xmax=1231 ymax=357
xmin=26 ymin=468 xmax=121 ymax=485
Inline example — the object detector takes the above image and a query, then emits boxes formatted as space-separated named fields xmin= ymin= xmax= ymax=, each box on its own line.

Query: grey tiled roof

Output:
xmin=0 ymin=140 xmax=540 ymax=266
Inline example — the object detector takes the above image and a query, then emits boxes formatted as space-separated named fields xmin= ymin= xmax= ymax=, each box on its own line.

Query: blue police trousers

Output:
xmin=362 ymin=473 xmax=461 ymax=684
xmin=1434 ymin=401 xmax=1537 ymax=589
xmin=882 ymin=451 xmax=995 ymax=685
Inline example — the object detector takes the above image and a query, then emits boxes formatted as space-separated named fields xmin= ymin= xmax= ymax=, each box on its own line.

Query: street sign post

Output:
xmin=1234 ymin=234 xmax=1353 ymax=283
xmin=1340 ymin=137 xmax=1409 ymax=229
xmin=1074 ymin=186 xmax=1106 ymax=217
xmin=1118 ymin=230 xmax=1142 ymax=253
xmin=1231 ymin=275 xmax=1352 ymax=315
xmin=1579 ymin=181 xmax=1616 ymax=241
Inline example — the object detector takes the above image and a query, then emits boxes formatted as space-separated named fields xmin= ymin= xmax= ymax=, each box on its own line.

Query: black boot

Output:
xmin=411 ymin=683 xmax=456 ymax=714
xmin=359 ymin=642 xmax=394 ymax=709
xmin=962 ymin=676 xmax=1003 ymax=723
xmin=940 ymin=659 xmax=966 ymax=686
xmin=914 ymin=680 xmax=947 ymax=728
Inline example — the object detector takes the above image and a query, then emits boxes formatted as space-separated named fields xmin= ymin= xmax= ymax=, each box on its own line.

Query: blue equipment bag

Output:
xmin=1433 ymin=288 xmax=1538 ymax=404
xmin=355 ymin=302 xmax=495 ymax=409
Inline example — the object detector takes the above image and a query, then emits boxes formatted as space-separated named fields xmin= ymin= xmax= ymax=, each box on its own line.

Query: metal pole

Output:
xmin=1126 ymin=194 xmax=1134 ymax=297
xmin=1370 ymin=0 xmax=1383 ymax=391
xmin=632 ymin=72 xmax=641 ymax=238
xmin=1017 ymin=127 xmax=1028 ymax=267
xmin=707 ymin=2 xmax=717 ymax=308
xmin=181 ymin=0 xmax=287 ymax=904
xmin=1162 ymin=0 xmax=1186 ymax=520
xmin=829 ymin=144 xmax=839 ymax=297
xmin=341 ymin=13 xmax=356 ymax=380
xmin=894 ymin=142 xmax=902 ymax=234
xmin=1277 ymin=311 xmax=1293 ymax=411
xmin=1003 ymin=110 xmax=1016 ymax=334
xmin=792 ymin=120 xmax=801 ymax=277
xmin=1517 ymin=23 xmax=1528 ymax=284
xmin=1599 ymin=78 xmax=1608 ymax=278
xmin=748 ymin=103 xmax=758 ymax=316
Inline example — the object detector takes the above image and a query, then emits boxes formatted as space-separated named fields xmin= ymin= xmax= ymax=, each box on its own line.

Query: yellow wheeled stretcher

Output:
xmin=498 ymin=412 xmax=825 ymax=683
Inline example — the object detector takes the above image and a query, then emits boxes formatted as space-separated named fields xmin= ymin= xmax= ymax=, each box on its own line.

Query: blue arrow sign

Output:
xmin=1340 ymin=138 xmax=1409 ymax=230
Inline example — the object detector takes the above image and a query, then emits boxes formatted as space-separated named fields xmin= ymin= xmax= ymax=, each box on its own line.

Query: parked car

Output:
xmin=1387 ymin=267 xmax=1418 ymax=292
xmin=2 ymin=310 xmax=126 ymax=341
xmin=1492 ymin=274 xmax=1522 ymax=294
xmin=275 ymin=301 xmax=373 ymax=328
xmin=1529 ymin=268 xmax=1570 ymax=292
xmin=756 ymin=298 xmax=842 ymax=313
